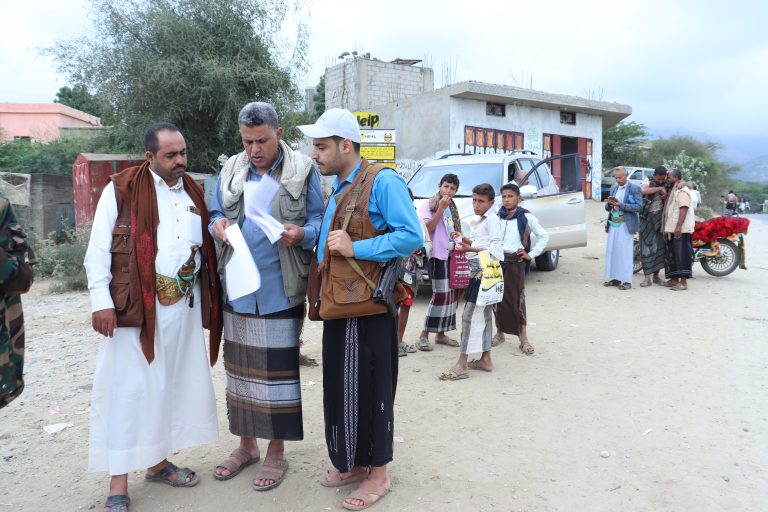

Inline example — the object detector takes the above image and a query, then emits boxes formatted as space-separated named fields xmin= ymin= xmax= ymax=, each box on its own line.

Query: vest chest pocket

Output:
xmin=279 ymin=193 xmax=306 ymax=222
xmin=328 ymin=255 xmax=374 ymax=304
xmin=109 ymin=281 xmax=130 ymax=311
xmin=109 ymin=225 xmax=132 ymax=286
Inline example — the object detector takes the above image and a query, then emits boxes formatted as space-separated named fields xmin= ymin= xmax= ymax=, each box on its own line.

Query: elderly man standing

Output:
xmin=208 ymin=102 xmax=323 ymax=490
xmin=639 ymin=166 xmax=669 ymax=287
xmin=604 ymin=166 xmax=642 ymax=290
xmin=299 ymin=109 xmax=422 ymax=510
xmin=662 ymin=169 xmax=694 ymax=291
xmin=84 ymin=123 xmax=222 ymax=512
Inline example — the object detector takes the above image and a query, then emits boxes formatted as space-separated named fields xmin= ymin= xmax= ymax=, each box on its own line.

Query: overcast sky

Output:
xmin=2 ymin=0 xmax=766 ymax=156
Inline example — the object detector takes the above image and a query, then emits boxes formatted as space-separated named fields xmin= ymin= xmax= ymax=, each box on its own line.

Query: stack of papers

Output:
xmin=224 ymin=174 xmax=286 ymax=301
xmin=224 ymin=224 xmax=261 ymax=301
xmin=244 ymin=175 xmax=286 ymax=243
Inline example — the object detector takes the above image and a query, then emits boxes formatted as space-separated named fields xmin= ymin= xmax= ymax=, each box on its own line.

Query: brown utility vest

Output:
xmin=109 ymin=186 xmax=143 ymax=326
xmin=318 ymin=160 xmax=404 ymax=320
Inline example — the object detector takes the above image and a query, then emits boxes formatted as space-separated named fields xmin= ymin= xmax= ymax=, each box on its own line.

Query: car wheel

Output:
xmin=535 ymin=249 xmax=559 ymax=271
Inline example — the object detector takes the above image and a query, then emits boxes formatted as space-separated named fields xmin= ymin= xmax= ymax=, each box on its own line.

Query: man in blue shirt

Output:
xmin=298 ymin=109 xmax=422 ymax=510
xmin=208 ymin=102 xmax=323 ymax=490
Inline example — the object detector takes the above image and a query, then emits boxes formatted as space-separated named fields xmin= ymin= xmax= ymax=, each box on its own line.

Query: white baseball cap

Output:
xmin=297 ymin=108 xmax=361 ymax=143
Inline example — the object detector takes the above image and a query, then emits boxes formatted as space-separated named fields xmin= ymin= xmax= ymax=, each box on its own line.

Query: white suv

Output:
xmin=407 ymin=151 xmax=587 ymax=272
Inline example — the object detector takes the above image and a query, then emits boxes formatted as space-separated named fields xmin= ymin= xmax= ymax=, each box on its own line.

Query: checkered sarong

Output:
xmin=223 ymin=306 xmax=303 ymax=440
xmin=422 ymin=257 xmax=457 ymax=333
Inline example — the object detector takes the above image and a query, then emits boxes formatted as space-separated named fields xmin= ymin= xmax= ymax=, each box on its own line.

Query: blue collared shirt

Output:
xmin=317 ymin=160 xmax=423 ymax=264
xmin=208 ymin=159 xmax=323 ymax=315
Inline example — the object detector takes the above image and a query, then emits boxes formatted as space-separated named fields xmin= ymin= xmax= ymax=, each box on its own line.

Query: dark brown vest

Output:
xmin=110 ymin=186 xmax=143 ymax=326
xmin=319 ymin=160 xmax=391 ymax=319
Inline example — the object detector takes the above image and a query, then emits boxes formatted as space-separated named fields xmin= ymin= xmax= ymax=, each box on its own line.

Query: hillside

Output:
xmin=735 ymin=155 xmax=768 ymax=183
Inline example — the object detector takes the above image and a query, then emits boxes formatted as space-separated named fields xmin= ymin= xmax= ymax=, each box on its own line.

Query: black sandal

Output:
xmin=104 ymin=495 xmax=130 ymax=512
xmin=145 ymin=462 xmax=199 ymax=487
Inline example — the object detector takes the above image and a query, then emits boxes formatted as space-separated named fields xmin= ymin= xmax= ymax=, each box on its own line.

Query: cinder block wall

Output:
xmin=325 ymin=59 xmax=434 ymax=111
xmin=28 ymin=174 xmax=74 ymax=237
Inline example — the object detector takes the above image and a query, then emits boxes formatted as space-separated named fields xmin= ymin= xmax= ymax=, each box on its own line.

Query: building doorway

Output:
xmin=560 ymin=136 xmax=580 ymax=191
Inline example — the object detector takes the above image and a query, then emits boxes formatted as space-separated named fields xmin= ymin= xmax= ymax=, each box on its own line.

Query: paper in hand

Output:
xmin=243 ymin=175 xmax=286 ymax=244
xmin=224 ymin=223 xmax=261 ymax=300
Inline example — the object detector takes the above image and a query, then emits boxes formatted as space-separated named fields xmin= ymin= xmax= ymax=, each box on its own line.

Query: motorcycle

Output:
xmin=633 ymin=216 xmax=749 ymax=277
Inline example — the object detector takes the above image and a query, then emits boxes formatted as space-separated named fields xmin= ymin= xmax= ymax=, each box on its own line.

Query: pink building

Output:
xmin=0 ymin=103 xmax=101 ymax=142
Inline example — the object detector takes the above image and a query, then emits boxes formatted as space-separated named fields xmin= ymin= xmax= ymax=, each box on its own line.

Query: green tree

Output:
xmin=313 ymin=74 xmax=326 ymax=118
xmin=45 ymin=0 xmax=309 ymax=172
xmin=649 ymin=136 xmax=737 ymax=209
xmin=0 ymin=136 xmax=118 ymax=175
xmin=602 ymin=121 xmax=650 ymax=168
xmin=54 ymin=85 xmax=116 ymax=125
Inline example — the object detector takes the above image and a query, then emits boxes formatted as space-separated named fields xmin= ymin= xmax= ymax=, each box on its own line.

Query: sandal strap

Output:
xmin=105 ymin=495 xmax=130 ymax=512
xmin=216 ymin=448 xmax=253 ymax=472
xmin=261 ymin=458 xmax=289 ymax=471
xmin=346 ymin=485 xmax=390 ymax=505
xmin=155 ymin=462 xmax=195 ymax=483
xmin=229 ymin=448 xmax=252 ymax=465
xmin=153 ymin=462 xmax=178 ymax=479
xmin=255 ymin=458 xmax=288 ymax=481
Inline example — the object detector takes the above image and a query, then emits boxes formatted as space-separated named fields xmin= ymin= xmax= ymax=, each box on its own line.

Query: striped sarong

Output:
xmin=665 ymin=233 xmax=693 ymax=279
xmin=640 ymin=209 xmax=665 ymax=275
xmin=460 ymin=275 xmax=493 ymax=355
xmin=422 ymin=257 xmax=457 ymax=333
xmin=222 ymin=305 xmax=303 ymax=441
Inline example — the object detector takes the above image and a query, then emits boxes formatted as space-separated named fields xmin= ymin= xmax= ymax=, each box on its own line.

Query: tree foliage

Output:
xmin=45 ymin=0 xmax=309 ymax=172
xmin=602 ymin=121 xmax=650 ymax=168
xmin=654 ymin=136 xmax=737 ymax=208
xmin=314 ymin=74 xmax=326 ymax=118
xmin=54 ymin=85 xmax=117 ymax=125
xmin=603 ymin=124 xmax=739 ymax=209
xmin=0 ymin=136 xmax=118 ymax=175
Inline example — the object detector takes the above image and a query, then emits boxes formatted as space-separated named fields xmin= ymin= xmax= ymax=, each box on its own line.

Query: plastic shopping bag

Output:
xmin=475 ymin=250 xmax=504 ymax=306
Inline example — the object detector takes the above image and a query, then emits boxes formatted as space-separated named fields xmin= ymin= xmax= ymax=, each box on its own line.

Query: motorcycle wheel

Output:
xmin=700 ymin=238 xmax=740 ymax=277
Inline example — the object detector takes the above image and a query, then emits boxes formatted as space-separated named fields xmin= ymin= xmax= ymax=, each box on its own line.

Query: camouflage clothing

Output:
xmin=0 ymin=194 xmax=34 ymax=409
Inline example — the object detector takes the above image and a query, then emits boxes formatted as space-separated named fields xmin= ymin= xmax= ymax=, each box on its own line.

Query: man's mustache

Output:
xmin=174 ymin=165 xmax=187 ymax=171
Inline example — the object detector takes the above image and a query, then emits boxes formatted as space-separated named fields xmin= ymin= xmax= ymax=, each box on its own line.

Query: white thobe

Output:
xmin=500 ymin=212 xmax=549 ymax=258
xmin=84 ymin=171 xmax=218 ymax=475
xmin=467 ymin=210 xmax=504 ymax=262
xmin=605 ymin=185 xmax=634 ymax=283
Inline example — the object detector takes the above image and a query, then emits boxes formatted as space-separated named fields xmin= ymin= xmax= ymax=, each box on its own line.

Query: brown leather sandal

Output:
xmin=214 ymin=448 xmax=260 ymax=481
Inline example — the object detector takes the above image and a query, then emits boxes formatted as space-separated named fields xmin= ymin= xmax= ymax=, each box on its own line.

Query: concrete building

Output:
xmin=323 ymin=58 xmax=631 ymax=199
xmin=325 ymin=57 xmax=434 ymax=111
xmin=0 ymin=103 xmax=102 ymax=143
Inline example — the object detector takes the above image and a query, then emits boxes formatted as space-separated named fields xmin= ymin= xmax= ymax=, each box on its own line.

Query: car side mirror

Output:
xmin=519 ymin=185 xmax=537 ymax=198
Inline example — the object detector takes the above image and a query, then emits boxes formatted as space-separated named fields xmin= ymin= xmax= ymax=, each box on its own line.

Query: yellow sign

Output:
xmin=354 ymin=111 xmax=380 ymax=127
xmin=360 ymin=145 xmax=396 ymax=160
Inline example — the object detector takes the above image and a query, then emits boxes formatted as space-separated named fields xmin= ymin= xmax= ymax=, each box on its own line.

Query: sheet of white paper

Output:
xmin=185 ymin=210 xmax=203 ymax=245
xmin=224 ymin=224 xmax=261 ymax=300
xmin=243 ymin=175 xmax=286 ymax=243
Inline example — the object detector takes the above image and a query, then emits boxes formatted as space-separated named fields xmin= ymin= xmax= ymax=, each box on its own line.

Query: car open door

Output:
xmin=517 ymin=153 xmax=587 ymax=251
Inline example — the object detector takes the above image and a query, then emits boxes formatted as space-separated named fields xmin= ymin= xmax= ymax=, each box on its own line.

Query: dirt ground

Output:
xmin=2 ymin=201 xmax=767 ymax=512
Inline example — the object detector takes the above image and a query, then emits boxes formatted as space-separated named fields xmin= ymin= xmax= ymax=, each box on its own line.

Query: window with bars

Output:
xmin=560 ymin=111 xmax=576 ymax=125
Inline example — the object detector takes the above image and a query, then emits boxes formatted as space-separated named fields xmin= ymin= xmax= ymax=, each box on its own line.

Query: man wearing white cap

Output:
xmin=298 ymin=109 xmax=422 ymax=510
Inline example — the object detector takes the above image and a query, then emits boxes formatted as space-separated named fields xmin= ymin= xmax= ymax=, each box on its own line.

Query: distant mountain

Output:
xmin=648 ymin=127 xmax=768 ymax=165
xmin=735 ymin=155 xmax=768 ymax=183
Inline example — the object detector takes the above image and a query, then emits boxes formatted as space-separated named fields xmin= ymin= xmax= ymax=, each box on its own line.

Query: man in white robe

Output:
xmin=84 ymin=123 xmax=221 ymax=512
xmin=604 ymin=167 xmax=643 ymax=290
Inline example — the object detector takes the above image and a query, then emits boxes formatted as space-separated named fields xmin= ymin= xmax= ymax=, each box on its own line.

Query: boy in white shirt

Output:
xmin=493 ymin=183 xmax=549 ymax=355
xmin=439 ymin=184 xmax=503 ymax=381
